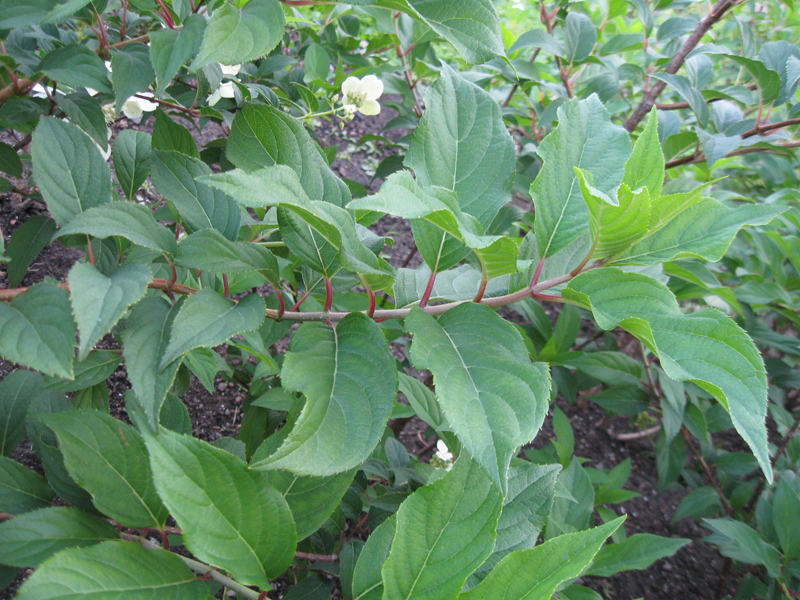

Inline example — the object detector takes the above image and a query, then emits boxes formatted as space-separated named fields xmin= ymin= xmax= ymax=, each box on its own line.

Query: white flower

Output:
xmin=121 ymin=92 xmax=158 ymax=121
xmin=220 ymin=64 xmax=241 ymax=77
xmin=94 ymin=127 xmax=112 ymax=161
xmin=30 ymin=83 xmax=49 ymax=99
xmin=208 ymin=81 xmax=236 ymax=106
xmin=341 ymin=75 xmax=383 ymax=116
xmin=435 ymin=439 xmax=453 ymax=462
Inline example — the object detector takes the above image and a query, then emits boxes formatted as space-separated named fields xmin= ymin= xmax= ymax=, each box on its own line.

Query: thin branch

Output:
xmin=744 ymin=409 xmax=800 ymax=514
xmin=624 ymin=0 xmax=740 ymax=132
xmin=682 ymin=426 xmax=737 ymax=518
xmin=741 ymin=116 xmax=800 ymax=139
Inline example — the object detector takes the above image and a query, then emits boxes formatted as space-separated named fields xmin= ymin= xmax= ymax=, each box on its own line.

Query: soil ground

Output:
xmin=0 ymin=101 xmax=745 ymax=599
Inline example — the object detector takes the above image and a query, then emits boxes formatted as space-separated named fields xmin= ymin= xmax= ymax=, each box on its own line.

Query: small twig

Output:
xmin=682 ymin=426 xmax=736 ymax=518
xmin=609 ymin=424 xmax=661 ymax=441
xmin=295 ymin=552 xmax=338 ymax=563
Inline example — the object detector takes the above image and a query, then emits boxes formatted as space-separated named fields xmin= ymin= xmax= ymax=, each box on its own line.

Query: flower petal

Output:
xmin=121 ymin=99 xmax=143 ymax=120
xmin=360 ymin=75 xmax=383 ymax=100
xmin=358 ymin=99 xmax=381 ymax=116
xmin=220 ymin=64 xmax=241 ymax=76
xmin=341 ymin=76 xmax=361 ymax=96
xmin=208 ymin=89 xmax=222 ymax=106
xmin=219 ymin=82 xmax=236 ymax=99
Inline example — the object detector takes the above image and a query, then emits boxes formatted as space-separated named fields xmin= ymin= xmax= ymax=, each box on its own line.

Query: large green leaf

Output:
xmin=54 ymin=92 xmax=109 ymax=151
xmin=159 ymin=289 xmax=265 ymax=368
xmin=40 ymin=410 xmax=168 ymax=529
xmin=405 ymin=304 xmax=550 ymax=494
xmin=57 ymin=201 xmax=177 ymax=255
xmin=616 ymin=199 xmax=785 ymax=265
xmin=121 ymin=297 xmax=183 ymax=430
xmin=383 ymin=0 xmax=504 ymax=64
xmin=459 ymin=517 xmax=625 ymax=600
xmin=265 ymin=467 xmax=357 ymax=540
xmin=0 ymin=456 xmax=54 ymax=515
xmin=0 ymin=281 xmax=75 ymax=379
xmin=404 ymin=64 xmax=514 ymax=228
xmin=110 ymin=43 xmax=156 ymax=113
xmin=352 ymin=516 xmax=395 ymax=600
xmin=381 ymin=454 xmax=503 ymax=600
xmin=151 ymin=150 xmax=241 ymax=240
xmin=350 ymin=171 xmax=519 ymax=279
xmin=564 ymin=268 xmax=772 ymax=482
xmin=0 ymin=507 xmax=119 ymax=567
xmin=1 ymin=370 xmax=46 ymax=457
xmin=467 ymin=463 xmax=561 ymax=587
xmin=0 ymin=0 xmax=93 ymax=28
xmin=575 ymin=171 xmax=650 ymax=260
xmin=68 ymin=262 xmax=152 ymax=360
xmin=584 ymin=533 xmax=690 ymax=577
xmin=176 ymin=229 xmax=278 ymax=279
xmin=252 ymin=313 xmax=397 ymax=475
xmin=15 ymin=540 xmax=209 ymax=600
xmin=202 ymin=166 xmax=393 ymax=286
xmin=31 ymin=117 xmax=112 ymax=226
xmin=113 ymin=129 xmax=152 ymax=201
xmin=190 ymin=0 xmax=285 ymax=71
xmin=42 ymin=350 xmax=121 ymax=393
xmin=145 ymin=428 xmax=297 ymax=588
xmin=37 ymin=44 xmax=112 ymax=94
xmin=563 ymin=12 xmax=597 ymax=63
xmin=150 ymin=14 xmax=206 ymax=96
xmin=226 ymin=103 xmax=351 ymax=207
xmin=27 ymin=396 xmax=96 ymax=513
xmin=531 ymin=96 xmax=631 ymax=259
xmin=5 ymin=215 xmax=57 ymax=288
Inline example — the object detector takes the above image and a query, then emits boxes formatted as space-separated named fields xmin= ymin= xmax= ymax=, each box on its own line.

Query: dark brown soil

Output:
xmin=0 ymin=104 xmax=742 ymax=600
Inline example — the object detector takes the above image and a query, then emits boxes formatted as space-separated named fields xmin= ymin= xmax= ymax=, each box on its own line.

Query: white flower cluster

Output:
xmin=341 ymin=75 xmax=383 ymax=116
xmin=208 ymin=64 xmax=241 ymax=106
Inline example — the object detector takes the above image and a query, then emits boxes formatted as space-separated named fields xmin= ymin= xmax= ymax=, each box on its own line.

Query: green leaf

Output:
xmin=575 ymin=171 xmax=650 ymax=259
xmin=547 ymin=459 xmax=595 ymax=538
xmin=38 ymin=44 xmax=112 ymax=94
xmin=68 ymin=262 xmax=152 ymax=360
xmin=532 ymin=96 xmax=631 ymax=259
xmin=585 ymin=533 xmax=690 ymax=577
xmin=352 ymin=516 xmax=395 ymax=600
xmin=113 ymin=130 xmax=152 ymax=200
xmin=508 ymin=29 xmax=564 ymax=55
xmin=40 ymin=410 xmax=168 ymax=528
xmin=0 ymin=0 xmax=88 ymax=28
xmin=265 ymin=467 xmax=357 ymax=540
xmin=467 ymin=463 xmax=561 ymax=588
xmin=110 ymin=43 xmax=156 ymax=113
xmin=623 ymin=108 xmax=664 ymax=198
xmin=227 ymin=103 xmax=351 ymax=207
xmin=31 ymin=117 xmax=112 ymax=227
xmin=404 ymin=64 xmax=515 ymax=228
xmin=566 ymin=352 xmax=645 ymax=387
xmin=722 ymin=54 xmax=781 ymax=105
xmin=758 ymin=41 xmax=800 ymax=106
xmin=191 ymin=0 xmax=284 ymax=70
xmin=304 ymin=43 xmax=330 ymax=82
xmin=145 ymin=427 xmax=297 ymax=587
xmin=54 ymin=92 xmax=109 ymax=151
xmin=382 ymin=454 xmax=503 ymax=600
xmin=617 ymin=199 xmax=785 ymax=265
xmin=1 ymin=371 xmax=46 ymax=457
xmin=176 ymin=228 xmax=278 ymax=279
xmin=564 ymin=268 xmax=772 ymax=482
xmin=152 ymin=110 xmax=199 ymax=158
xmin=253 ymin=313 xmax=397 ymax=475
xmin=15 ymin=540 xmax=209 ymax=600
xmin=398 ymin=372 xmax=448 ymax=432
xmin=563 ymin=12 xmax=597 ymax=63
xmin=151 ymin=150 xmax=241 ymax=240
xmin=0 ymin=281 xmax=75 ymax=379
xmin=386 ymin=0 xmax=504 ymax=64
xmin=121 ymin=297 xmax=183 ymax=430
xmin=57 ymin=201 xmax=177 ymax=255
xmin=703 ymin=518 xmax=781 ymax=576
xmin=150 ymin=14 xmax=206 ymax=96
xmin=460 ymin=517 xmax=625 ymax=600
xmin=773 ymin=472 xmax=800 ymax=559
xmin=5 ymin=215 xmax=56 ymax=289
xmin=0 ymin=507 xmax=119 ymax=567
xmin=405 ymin=304 xmax=550 ymax=494
xmin=350 ymin=171 xmax=519 ymax=279
xmin=0 ymin=141 xmax=23 ymax=177
xmin=159 ymin=289 xmax=266 ymax=368
xmin=650 ymin=74 xmax=709 ymax=128
xmin=27 ymin=395 xmax=96 ymax=513
xmin=0 ymin=456 xmax=53 ymax=515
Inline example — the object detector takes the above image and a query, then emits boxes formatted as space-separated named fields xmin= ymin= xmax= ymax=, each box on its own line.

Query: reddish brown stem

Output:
xmin=222 ymin=274 xmax=230 ymax=297
xmin=277 ymin=290 xmax=285 ymax=319
xmin=419 ymin=269 xmax=437 ymax=308
xmin=323 ymin=277 xmax=333 ymax=313
xmin=86 ymin=237 xmax=96 ymax=267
